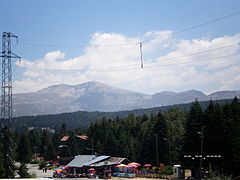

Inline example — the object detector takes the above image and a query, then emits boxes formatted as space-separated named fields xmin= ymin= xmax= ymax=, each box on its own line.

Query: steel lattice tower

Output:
xmin=1 ymin=32 xmax=20 ymax=123
xmin=0 ymin=32 xmax=20 ymax=178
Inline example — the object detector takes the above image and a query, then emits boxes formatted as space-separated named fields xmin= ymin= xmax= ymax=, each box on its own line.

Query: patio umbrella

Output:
xmin=128 ymin=162 xmax=141 ymax=167
xmin=143 ymin=164 xmax=152 ymax=167
xmin=115 ymin=164 xmax=127 ymax=168
xmin=54 ymin=169 xmax=63 ymax=172
xmin=127 ymin=164 xmax=138 ymax=168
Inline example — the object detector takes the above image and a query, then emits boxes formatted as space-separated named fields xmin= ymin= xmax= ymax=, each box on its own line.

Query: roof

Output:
xmin=67 ymin=155 xmax=96 ymax=167
xmin=109 ymin=157 xmax=129 ymax=164
xmin=67 ymin=155 xmax=110 ymax=168
xmin=75 ymin=135 xmax=89 ymax=140
xmin=83 ymin=156 xmax=110 ymax=166
xmin=60 ymin=136 xmax=70 ymax=142
xmin=90 ymin=157 xmax=129 ymax=167
xmin=60 ymin=135 xmax=89 ymax=142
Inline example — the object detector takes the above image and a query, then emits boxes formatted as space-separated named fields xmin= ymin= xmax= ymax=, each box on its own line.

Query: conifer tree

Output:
xmin=17 ymin=163 xmax=30 ymax=178
xmin=16 ymin=134 xmax=32 ymax=163
xmin=0 ymin=146 xmax=5 ymax=178
xmin=28 ymin=129 xmax=41 ymax=154
xmin=182 ymin=100 xmax=203 ymax=177
xmin=1 ymin=126 xmax=16 ymax=178
xmin=45 ymin=140 xmax=57 ymax=160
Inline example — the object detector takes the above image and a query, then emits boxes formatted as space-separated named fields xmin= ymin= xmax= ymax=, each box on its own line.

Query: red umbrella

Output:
xmin=143 ymin=164 xmax=152 ymax=167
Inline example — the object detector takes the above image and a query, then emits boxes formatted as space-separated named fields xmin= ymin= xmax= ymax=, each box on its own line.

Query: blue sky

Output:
xmin=1 ymin=0 xmax=240 ymax=94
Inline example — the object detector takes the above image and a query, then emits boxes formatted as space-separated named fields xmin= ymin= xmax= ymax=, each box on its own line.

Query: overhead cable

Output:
xmin=18 ymin=53 xmax=240 ymax=72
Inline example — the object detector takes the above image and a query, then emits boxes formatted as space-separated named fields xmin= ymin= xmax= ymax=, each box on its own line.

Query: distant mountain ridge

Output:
xmin=12 ymin=81 xmax=240 ymax=117
xmin=10 ymin=99 xmax=234 ymax=131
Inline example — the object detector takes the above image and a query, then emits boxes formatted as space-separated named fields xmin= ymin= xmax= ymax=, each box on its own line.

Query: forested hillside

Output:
xmin=9 ymin=99 xmax=232 ymax=131
xmin=1 ymin=98 xmax=239 ymax=178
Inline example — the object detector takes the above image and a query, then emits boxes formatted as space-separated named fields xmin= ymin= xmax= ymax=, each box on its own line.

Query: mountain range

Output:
xmin=12 ymin=81 xmax=240 ymax=117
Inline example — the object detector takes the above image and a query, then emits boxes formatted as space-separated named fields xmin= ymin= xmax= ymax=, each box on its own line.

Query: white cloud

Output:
xmin=14 ymin=31 xmax=240 ymax=94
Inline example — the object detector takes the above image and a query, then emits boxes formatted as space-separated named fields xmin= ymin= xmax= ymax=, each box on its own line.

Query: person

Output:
xmin=104 ymin=170 xmax=108 ymax=180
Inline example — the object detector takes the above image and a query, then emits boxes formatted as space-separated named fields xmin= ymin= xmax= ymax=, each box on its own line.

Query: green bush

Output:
xmin=205 ymin=174 xmax=231 ymax=180
xmin=158 ymin=165 xmax=173 ymax=175
xmin=17 ymin=163 xmax=31 ymax=178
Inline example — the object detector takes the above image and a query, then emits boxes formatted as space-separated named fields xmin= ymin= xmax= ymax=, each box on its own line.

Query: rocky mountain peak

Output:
xmin=12 ymin=81 xmax=240 ymax=117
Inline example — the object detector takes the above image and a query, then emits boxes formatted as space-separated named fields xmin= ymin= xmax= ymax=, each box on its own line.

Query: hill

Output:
xmin=10 ymin=98 xmax=233 ymax=131
xmin=12 ymin=81 xmax=240 ymax=117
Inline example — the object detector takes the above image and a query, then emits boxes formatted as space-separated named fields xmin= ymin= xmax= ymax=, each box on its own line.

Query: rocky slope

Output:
xmin=11 ymin=81 xmax=240 ymax=116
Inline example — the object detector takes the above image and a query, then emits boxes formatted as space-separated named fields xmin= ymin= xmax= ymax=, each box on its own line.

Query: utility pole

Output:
xmin=131 ymin=137 xmax=134 ymax=161
xmin=0 ymin=32 xmax=20 ymax=178
xmin=155 ymin=134 xmax=159 ymax=166
xmin=198 ymin=127 xmax=204 ymax=180
xmin=164 ymin=138 xmax=172 ymax=166
xmin=169 ymin=140 xmax=172 ymax=167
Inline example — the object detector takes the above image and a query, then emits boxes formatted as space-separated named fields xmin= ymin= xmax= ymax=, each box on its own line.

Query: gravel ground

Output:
xmin=27 ymin=163 xmax=53 ymax=178
xmin=26 ymin=164 xmax=167 ymax=180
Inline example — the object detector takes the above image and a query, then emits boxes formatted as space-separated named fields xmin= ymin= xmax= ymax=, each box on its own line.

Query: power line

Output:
xmin=96 ymin=41 xmax=240 ymax=69
xmin=144 ymin=42 xmax=240 ymax=65
xmin=18 ymin=41 xmax=138 ymax=48
xmin=18 ymin=52 xmax=240 ymax=72
xmin=17 ymin=41 xmax=240 ymax=70
xmin=18 ymin=10 xmax=240 ymax=48
xmin=97 ymin=53 xmax=240 ymax=72
xmin=145 ymin=53 xmax=240 ymax=70
xmin=142 ymin=10 xmax=240 ymax=43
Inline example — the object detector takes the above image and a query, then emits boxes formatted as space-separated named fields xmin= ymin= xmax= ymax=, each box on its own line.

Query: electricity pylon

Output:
xmin=0 ymin=32 xmax=20 ymax=178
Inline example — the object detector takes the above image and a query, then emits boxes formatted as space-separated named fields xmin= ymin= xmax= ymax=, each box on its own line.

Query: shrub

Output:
xmin=17 ymin=163 xmax=31 ymax=178
xmin=205 ymin=174 xmax=231 ymax=180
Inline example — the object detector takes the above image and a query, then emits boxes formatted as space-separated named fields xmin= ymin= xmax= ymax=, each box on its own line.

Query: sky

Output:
xmin=0 ymin=0 xmax=240 ymax=95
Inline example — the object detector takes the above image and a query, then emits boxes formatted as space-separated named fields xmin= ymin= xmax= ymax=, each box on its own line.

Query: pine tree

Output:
xmin=40 ymin=130 xmax=50 ymax=159
xmin=182 ymin=100 xmax=203 ymax=177
xmin=45 ymin=139 xmax=57 ymax=161
xmin=60 ymin=123 xmax=67 ymax=136
xmin=0 ymin=147 xmax=6 ymax=178
xmin=17 ymin=134 xmax=33 ymax=163
xmin=17 ymin=163 xmax=30 ymax=178
xmin=154 ymin=111 xmax=168 ymax=165
xmin=1 ymin=126 xmax=16 ymax=178
xmin=164 ymin=108 xmax=186 ymax=165
xmin=28 ymin=129 xmax=41 ymax=154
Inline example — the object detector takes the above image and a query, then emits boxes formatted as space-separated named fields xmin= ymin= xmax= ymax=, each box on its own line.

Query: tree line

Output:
xmin=0 ymin=98 xmax=239 ymax=178
xmin=9 ymin=99 xmax=233 ymax=131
